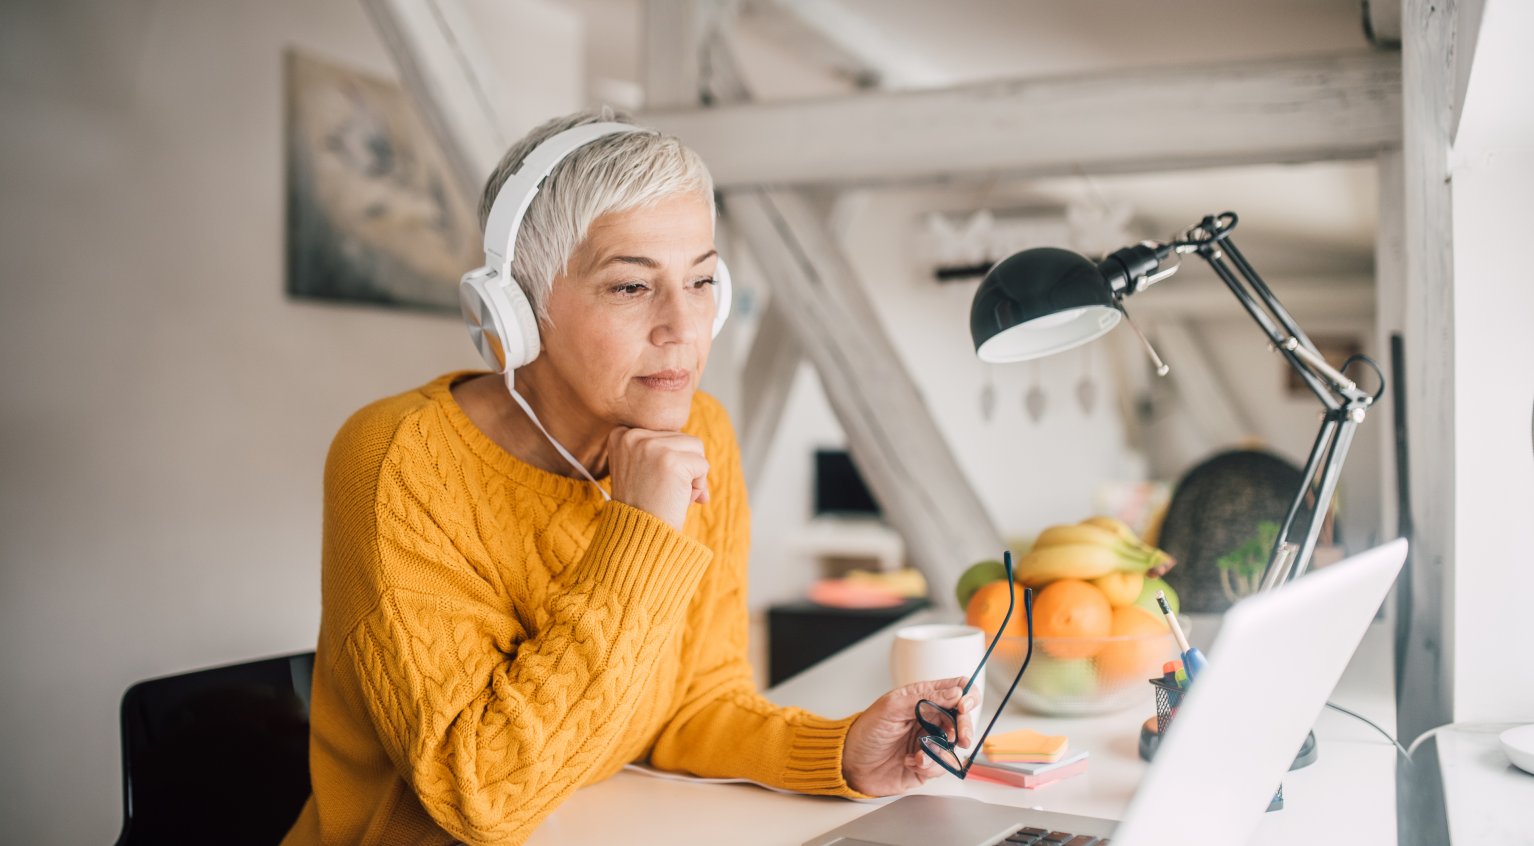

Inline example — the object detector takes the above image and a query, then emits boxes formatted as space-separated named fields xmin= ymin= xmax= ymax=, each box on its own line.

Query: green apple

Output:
xmin=956 ymin=559 xmax=1008 ymax=609
xmin=1022 ymin=655 xmax=1098 ymax=699
xmin=1134 ymin=576 xmax=1179 ymax=618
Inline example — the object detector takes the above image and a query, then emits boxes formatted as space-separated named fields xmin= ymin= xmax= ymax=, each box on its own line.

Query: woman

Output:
xmin=282 ymin=109 xmax=975 ymax=846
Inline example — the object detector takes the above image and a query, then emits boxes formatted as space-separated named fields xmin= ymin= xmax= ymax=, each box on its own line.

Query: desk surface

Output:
xmin=529 ymin=611 xmax=1398 ymax=845
xmin=1439 ymin=725 xmax=1534 ymax=844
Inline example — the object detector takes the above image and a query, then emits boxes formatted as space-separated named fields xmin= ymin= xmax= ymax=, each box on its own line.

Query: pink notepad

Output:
xmin=967 ymin=757 xmax=1089 ymax=789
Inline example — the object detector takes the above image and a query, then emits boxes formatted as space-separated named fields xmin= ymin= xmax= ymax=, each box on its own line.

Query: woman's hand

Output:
xmin=841 ymin=677 xmax=978 ymax=797
xmin=607 ymin=426 xmax=709 ymax=531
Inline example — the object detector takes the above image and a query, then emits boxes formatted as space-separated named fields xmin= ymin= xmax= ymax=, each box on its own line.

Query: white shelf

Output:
xmin=787 ymin=516 xmax=905 ymax=572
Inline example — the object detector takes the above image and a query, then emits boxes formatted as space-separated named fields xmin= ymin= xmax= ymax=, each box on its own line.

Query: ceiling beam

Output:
xmin=639 ymin=52 xmax=1403 ymax=189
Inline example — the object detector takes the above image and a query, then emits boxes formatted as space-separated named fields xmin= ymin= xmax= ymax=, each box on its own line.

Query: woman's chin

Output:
xmin=623 ymin=390 xmax=696 ymax=431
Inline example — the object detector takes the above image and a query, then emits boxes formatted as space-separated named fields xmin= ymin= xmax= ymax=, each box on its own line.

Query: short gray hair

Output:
xmin=477 ymin=107 xmax=717 ymax=321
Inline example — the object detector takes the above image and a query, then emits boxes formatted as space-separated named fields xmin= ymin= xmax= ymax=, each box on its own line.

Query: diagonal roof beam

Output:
xmin=361 ymin=0 xmax=512 ymax=198
xmin=361 ymin=0 xmax=584 ymax=199
xmin=638 ymin=51 xmax=1403 ymax=189
xmin=727 ymin=188 xmax=1008 ymax=601
xmin=738 ymin=0 xmax=890 ymax=89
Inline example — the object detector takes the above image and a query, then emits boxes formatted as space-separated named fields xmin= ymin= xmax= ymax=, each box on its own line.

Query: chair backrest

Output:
xmin=115 ymin=651 xmax=315 ymax=846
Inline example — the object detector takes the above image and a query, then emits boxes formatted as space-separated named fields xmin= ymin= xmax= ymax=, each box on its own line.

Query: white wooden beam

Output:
xmin=1450 ymin=0 xmax=1487 ymax=141
xmin=362 ymin=0 xmax=583 ymax=198
xmin=638 ymin=52 xmax=1403 ymax=189
xmin=737 ymin=302 xmax=801 ymax=486
xmin=1399 ymin=0 xmax=1455 ymax=739
xmin=728 ymin=189 xmax=1007 ymax=608
xmin=1396 ymin=0 xmax=1456 ymax=841
xmin=642 ymin=0 xmax=708 ymax=108
xmin=739 ymin=0 xmax=887 ymax=88
xmin=361 ymin=0 xmax=512 ymax=197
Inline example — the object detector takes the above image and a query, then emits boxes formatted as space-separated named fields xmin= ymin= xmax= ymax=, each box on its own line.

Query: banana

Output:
xmin=1081 ymin=515 xmax=1140 ymax=543
xmin=1033 ymin=523 xmax=1157 ymax=569
xmin=1032 ymin=523 xmax=1128 ymax=551
xmin=1079 ymin=516 xmax=1174 ymax=572
xmin=1012 ymin=543 xmax=1124 ymax=586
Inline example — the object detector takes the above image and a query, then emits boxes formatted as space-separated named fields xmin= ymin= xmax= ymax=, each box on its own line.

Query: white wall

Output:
xmin=1447 ymin=0 xmax=1534 ymax=722
xmin=0 ymin=2 xmax=546 ymax=841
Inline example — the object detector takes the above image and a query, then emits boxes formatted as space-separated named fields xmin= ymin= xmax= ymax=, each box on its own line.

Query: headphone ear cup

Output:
xmin=459 ymin=269 xmax=542 ymax=373
xmin=711 ymin=257 xmax=733 ymax=339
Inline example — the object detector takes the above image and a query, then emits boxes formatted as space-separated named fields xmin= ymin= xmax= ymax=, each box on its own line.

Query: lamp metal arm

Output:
xmin=1113 ymin=211 xmax=1385 ymax=588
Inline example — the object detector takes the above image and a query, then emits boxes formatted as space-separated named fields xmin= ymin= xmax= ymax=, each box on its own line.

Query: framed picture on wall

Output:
xmin=283 ymin=49 xmax=480 ymax=314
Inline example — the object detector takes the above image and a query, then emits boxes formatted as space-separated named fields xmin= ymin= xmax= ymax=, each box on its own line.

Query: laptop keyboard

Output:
xmin=1003 ymin=827 xmax=1109 ymax=846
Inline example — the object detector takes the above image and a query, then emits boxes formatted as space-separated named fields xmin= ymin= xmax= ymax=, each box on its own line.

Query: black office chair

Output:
xmin=114 ymin=651 xmax=316 ymax=846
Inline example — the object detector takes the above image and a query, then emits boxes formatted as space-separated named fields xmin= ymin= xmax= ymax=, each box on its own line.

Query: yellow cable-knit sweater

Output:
xmin=281 ymin=372 xmax=862 ymax=845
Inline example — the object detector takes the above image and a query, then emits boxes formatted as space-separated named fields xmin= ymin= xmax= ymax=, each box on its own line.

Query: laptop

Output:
xmin=803 ymin=539 xmax=1408 ymax=846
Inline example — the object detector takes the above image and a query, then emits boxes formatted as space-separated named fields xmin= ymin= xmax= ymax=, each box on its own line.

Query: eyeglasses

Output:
xmin=915 ymin=551 xmax=1034 ymax=779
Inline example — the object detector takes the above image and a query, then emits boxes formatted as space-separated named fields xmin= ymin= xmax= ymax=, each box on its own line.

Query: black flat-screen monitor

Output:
xmin=813 ymin=449 xmax=881 ymax=518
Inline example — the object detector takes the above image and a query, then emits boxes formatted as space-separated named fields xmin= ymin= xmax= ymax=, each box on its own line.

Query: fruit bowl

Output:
xmin=983 ymin=621 xmax=1187 ymax=716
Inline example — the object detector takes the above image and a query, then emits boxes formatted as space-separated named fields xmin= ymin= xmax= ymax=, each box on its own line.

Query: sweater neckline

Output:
xmin=429 ymin=371 xmax=613 ymax=504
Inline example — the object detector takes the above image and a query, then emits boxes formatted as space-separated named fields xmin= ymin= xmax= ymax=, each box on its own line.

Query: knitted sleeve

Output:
xmin=645 ymin=399 xmax=867 ymax=797
xmin=336 ymin=432 xmax=714 ymax=844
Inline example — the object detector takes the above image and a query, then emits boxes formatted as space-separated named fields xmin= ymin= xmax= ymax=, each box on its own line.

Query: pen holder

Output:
xmin=1143 ymin=678 xmax=1285 ymax=813
xmin=1150 ymin=678 xmax=1183 ymax=739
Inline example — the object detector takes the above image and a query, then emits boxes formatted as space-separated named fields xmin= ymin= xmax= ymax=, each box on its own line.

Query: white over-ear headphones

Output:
xmin=459 ymin=121 xmax=732 ymax=380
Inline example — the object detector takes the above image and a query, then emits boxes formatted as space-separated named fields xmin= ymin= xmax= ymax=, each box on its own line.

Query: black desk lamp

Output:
xmin=970 ymin=211 xmax=1385 ymax=593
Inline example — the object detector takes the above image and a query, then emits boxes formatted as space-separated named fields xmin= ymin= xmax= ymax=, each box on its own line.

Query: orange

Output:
xmin=1031 ymin=579 xmax=1113 ymax=658
xmin=965 ymin=579 xmax=1028 ymax=641
xmin=1095 ymin=605 xmax=1173 ymax=684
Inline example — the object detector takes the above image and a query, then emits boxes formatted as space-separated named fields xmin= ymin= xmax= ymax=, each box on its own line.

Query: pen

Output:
xmin=1156 ymin=591 xmax=1207 ymax=682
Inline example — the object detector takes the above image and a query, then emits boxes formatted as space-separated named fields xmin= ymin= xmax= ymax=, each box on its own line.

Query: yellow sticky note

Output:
xmin=981 ymin=728 xmax=1069 ymax=760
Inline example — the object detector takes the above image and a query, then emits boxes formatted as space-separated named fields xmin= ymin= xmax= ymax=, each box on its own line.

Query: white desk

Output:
xmin=1439 ymin=725 xmax=1534 ymax=844
xmin=530 ymin=612 xmax=1399 ymax=845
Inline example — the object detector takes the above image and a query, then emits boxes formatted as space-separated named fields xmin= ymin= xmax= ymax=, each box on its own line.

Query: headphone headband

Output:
xmin=482 ymin=122 xmax=653 ymax=269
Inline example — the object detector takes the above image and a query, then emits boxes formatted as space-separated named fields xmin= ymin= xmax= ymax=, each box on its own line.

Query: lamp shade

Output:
xmin=969 ymin=247 xmax=1121 ymax=363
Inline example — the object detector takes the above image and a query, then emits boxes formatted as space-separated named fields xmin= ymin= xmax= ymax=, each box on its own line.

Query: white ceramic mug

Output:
xmin=890 ymin=623 xmax=985 ymax=749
